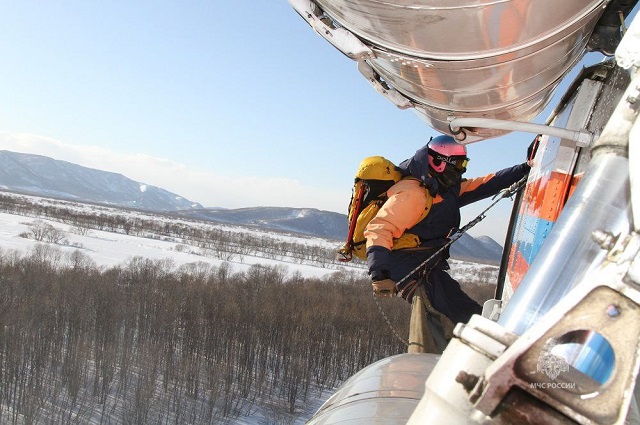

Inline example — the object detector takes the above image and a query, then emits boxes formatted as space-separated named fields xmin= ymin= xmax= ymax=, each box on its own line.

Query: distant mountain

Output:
xmin=450 ymin=234 xmax=503 ymax=266
xmin=0 ymin=150 xmax=503 ymax=264
xmin=0 ymin=150 xmax=202 ymax=211
xmin=182 ymin=206 xmax=346 ymax=240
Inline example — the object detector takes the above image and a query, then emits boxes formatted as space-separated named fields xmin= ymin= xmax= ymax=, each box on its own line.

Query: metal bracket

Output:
xmin=469 ymin=231 xmax=640 ymax=424
xmin=357 ymin=60 xmax=414 ymax=110
xmin=288 ymin=0 xmax=374 ymax=61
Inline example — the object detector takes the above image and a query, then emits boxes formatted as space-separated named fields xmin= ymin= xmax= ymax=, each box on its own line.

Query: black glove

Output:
xmin=527 ymin=135 xmax=540 ymax=165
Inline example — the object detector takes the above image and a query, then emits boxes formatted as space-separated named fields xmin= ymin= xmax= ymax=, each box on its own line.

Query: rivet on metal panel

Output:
xmin=606 ymin=304 xmax=621 ymax=317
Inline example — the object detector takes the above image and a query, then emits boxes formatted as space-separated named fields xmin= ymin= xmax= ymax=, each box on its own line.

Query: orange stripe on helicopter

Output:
xmin=524 ymin=170 xmax=573 ymax=222
xmin=506 ymin=170 xmax=583 ymax=291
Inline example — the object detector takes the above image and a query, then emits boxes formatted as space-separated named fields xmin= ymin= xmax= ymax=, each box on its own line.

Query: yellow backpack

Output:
xmin=337 ymin=156 xmax=432 ymax=262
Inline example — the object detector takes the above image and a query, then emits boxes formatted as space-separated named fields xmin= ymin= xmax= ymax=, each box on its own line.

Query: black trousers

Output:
xmin=423 ymin=268 xmax=482 ymax=325
xmin=388 ymin=249 xmax=482 ymax=325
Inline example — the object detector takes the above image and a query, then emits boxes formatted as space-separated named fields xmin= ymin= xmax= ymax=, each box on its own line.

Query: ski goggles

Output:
xmin=430 ymin=152 xmax=469 ymax=171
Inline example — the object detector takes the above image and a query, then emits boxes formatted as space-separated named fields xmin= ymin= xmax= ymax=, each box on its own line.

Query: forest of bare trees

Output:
xmin=0 ymin=245 xmax=413 ymax=423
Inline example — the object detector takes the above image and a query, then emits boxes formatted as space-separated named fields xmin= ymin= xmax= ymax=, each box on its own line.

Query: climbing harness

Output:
xmin=374 ymin=176 xmax=528 ymax=346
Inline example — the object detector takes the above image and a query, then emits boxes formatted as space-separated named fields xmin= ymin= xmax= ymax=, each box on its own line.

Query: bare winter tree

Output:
xmin=28 ymin=219 xmax=49 ymax=241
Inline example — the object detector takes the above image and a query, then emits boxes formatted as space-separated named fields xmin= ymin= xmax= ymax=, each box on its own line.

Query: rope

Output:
xmin=375 ymin=176 xmax=527 ymax=345
xmin=373 ymin=295 xmax=409 ymax=346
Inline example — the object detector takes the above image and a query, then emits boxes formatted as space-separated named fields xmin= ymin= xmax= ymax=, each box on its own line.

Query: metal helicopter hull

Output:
xmin=306 ymin=353 xmax=440 ymax=424
xmin=292 ymin=0 xmax=609 ymax=141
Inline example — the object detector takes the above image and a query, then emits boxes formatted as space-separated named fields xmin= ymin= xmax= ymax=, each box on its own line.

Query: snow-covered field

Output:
xmin=0 ymin=190 xmax=500 ymax=290
xmin=0 ymin=192 xmax=498 ymax=285
xmin=0 ymin=209 xmax=498 ymax=286
xmin=0 ymin=192 xmax=362 ymax=280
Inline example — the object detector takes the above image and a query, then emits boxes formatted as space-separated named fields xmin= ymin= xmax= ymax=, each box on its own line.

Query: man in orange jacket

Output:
xmin=365 ymin=135 xmax=531 ymax=325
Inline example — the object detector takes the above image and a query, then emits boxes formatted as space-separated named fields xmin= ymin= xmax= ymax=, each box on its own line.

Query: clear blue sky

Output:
xmin=0 ymin=1 xmax=625 ymax=242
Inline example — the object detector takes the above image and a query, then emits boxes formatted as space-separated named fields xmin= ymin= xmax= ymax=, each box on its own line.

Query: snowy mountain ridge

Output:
xmin=0 ymin=150 xmax=201 ymax=211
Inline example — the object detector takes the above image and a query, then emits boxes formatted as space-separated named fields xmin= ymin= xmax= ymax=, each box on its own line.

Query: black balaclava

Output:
xmin=435 ymin=164 xmax=463 ymax=189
